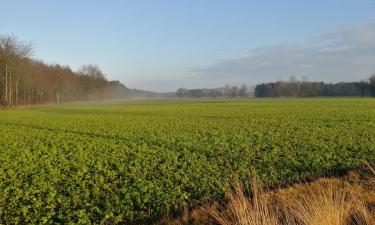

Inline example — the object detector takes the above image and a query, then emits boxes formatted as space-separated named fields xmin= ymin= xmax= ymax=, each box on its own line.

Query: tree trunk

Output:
xmin=15 ymin=78 xmax=19 ymax=105
xmin=31 ymin=89 xmax=34 ymax=104
xmin=8 ymin=72 xmax=12 ymax=106
xmin=40 ymin=90 xmax=43 ymax=104
xmin=4 ymin=63 xmax=8 ymax=104
xmin=56 ymin=92 xmax=60 ymax=103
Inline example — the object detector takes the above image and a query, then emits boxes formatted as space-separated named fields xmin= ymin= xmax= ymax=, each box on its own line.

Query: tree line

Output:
xmin=176 ymin=84 xmax=251 ymax=98
xmin=254 ymin=76 xmax=375 ymax=97
xmin=177 ymin=76 xmax=375 ymax=98
xmin=0 ymin=34 xmax=138 ymax=107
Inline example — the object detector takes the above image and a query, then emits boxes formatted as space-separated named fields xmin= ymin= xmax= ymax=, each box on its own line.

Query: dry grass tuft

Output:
xmin=278 ymin=178 xmax=360 ymax=225
xmin=361 ymin=162 xmax=375 ymax=206
xmin=203 ymin=180 xmax=283 ymax=225
xmin=356 ymin=162 xmax=375 ymax=225
xmin=156 ymin=163 xmax=375 ymax=225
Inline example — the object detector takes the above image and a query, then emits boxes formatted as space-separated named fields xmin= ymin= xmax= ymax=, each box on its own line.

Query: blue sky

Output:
xmin=1 ymin=0 xmax=375 ymax=91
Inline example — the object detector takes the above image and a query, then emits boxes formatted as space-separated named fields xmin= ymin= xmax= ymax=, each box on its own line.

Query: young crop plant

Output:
xmin=0 ymin=99 xmax=374 ymax=224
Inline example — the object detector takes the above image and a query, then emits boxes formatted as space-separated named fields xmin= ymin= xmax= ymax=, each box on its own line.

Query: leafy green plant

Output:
xmin=0 ymin=99 xmax=374 ymax=224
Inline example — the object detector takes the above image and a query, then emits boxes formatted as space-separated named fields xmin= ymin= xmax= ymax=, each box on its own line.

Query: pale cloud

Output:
xmin=192 ymin=23 xmax=375 ymax=84
xmin=328 ymin=23 xmax=375 ymax=46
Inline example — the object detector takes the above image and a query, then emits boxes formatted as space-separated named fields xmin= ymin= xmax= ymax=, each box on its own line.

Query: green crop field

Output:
xmin=0 ymin=98 xmax=375 ymax=224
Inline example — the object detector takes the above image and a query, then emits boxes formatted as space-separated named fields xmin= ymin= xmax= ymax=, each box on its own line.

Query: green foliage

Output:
xmin=0 ymin=99 xmax=374 ymax=224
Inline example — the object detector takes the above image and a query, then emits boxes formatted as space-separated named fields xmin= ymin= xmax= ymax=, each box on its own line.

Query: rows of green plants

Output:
xmin=0 ymin=99 xmax=374 ymax=224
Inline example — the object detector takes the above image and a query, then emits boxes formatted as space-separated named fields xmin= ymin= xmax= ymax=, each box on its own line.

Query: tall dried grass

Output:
xmin=355 ymin=162 xmax=375 ymax=225
xmin=203 ymin=180 xmax=283 ymax=225
xmin=278 ymin=178 xmax=362 ymax=225
xmin=157 ymin=163 xmax=375 ymax=225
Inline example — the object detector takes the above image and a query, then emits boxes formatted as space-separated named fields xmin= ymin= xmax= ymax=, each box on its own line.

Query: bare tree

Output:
xmin=229 ymin=85 xmax=239 ymax=98
xmin=77 ymin=64 xmax=107 ymax=100
xmin=239 ymin=84 xmax=248 ymax=97
xmin=0 ymin=34 xmax=33 ymax=106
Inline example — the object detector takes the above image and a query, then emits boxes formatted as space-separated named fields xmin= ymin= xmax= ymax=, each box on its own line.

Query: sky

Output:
xmin=1 ymin=0 xmax=375 ymax=92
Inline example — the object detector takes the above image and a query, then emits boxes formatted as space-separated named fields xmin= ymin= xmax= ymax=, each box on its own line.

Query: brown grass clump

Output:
xmin=277 ymin=178 xmax=361 ymax=225
xmin=156 ymin=164 xmax=375 ymax=225
xmin=355 ymin=162 xmax=375 ymax=225
xmin=203 ymin=180 xmax=284 ymax=225
xmin=361 ymin=162 xmax=375 ymax=206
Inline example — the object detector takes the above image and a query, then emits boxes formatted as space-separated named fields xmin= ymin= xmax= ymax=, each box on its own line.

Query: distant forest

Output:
xmin=254 ymin=76 xmax=375 ymax=97
xmin=176 ymin=84 xmax=251 ymax=98
xmin=0 ymin=34 xmax=159 ymax=107
xmin=177 ymin=76 xmax=375 ymax=98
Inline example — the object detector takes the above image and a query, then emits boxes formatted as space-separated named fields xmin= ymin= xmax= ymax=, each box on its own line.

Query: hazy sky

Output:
xmin=1 ymin=0 xmax=375 ymax=92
